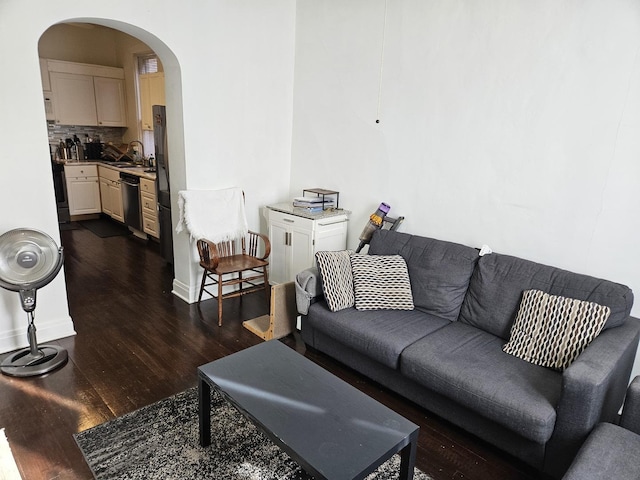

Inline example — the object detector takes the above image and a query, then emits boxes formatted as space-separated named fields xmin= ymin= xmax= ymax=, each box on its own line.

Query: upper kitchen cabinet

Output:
xmin=139 ymin=73 xmax=165 ymax=130
xmin=94 ymin=77 xmax=127 ymax=127
xmin=40 ymin=58 xmax=55 ymax=121
xmin=50 ymin=72 xmax=98 ymax=126
xmin=45 ymin=59 xmax=127 ymax=127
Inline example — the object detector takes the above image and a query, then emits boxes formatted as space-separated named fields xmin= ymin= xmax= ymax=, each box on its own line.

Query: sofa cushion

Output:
xmin=307 ymin=300 xmax=449 ymax=369
xmin=350 ymin=254 xmax=414 ymax=311
xmin=315 ymin=250 xmax=355 ymax=312
xmin=563 ymin=423 xmax=640 ymax=480
xmin=458 ymin=252 xmax=634 ymax=340
xmin=368 ymin=230 xmax=479 ymax=321
xmin=400 ymin=321 xmax=562 ymax=443
xmin=503 ymin=289 xmax=610 ymax=371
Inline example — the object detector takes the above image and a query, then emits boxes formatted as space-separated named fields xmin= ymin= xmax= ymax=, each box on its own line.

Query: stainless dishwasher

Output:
xmin=120 ymin=172 xmax=142 ymax=231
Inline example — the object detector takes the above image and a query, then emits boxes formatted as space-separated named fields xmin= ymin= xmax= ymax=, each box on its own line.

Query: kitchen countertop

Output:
xmin=58 ymin=160 xmax=157 ymax=181
xmin=267 ymin=202 xmax=350 ymax=220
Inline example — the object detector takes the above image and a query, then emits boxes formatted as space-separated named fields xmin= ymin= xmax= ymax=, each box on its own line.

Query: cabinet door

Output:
xmin=289 ymin=225 xmax=314 ymax=282
xmin=50 ymin=72 xmax=97 ymax=126
xmin=108 ymin=182 xmax=124 ymax=222
xmin=140 ymin=73 xmax=165 ymax=131
xmin=94 ymin=77 xmax=127 ymax=127
xmin=68 ymin=177 xmax=101 ymax=215
xmin=99 ymin=178 xmax=112 ymax=215
xmin=268 ymin=222 xmax=289 ymax=285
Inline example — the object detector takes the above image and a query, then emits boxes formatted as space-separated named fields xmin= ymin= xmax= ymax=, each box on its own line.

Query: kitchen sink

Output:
xmin=104 ymin=161 xmax=137 ymax=167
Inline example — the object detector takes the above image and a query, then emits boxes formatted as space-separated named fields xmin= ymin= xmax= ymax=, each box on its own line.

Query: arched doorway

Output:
xmin=37 ymin=19 xmax=186 ymax=297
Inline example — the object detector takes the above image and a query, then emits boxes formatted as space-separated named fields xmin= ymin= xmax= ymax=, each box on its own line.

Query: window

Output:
xmin=137 ymin=54 xmax=159 ymax=75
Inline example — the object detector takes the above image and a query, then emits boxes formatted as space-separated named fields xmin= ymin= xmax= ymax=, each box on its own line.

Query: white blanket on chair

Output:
xmin=176 ymin=187 xmax=248 ymax=243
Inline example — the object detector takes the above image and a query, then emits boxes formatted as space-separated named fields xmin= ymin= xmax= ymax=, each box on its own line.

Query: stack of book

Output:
xmin=292 ymin=196 xmax=335 ymax=212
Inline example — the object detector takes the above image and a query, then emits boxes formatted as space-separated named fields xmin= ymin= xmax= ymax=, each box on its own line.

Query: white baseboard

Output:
xmin=172 ymin=278 xmax=193 ymax=304
xmin=0 ymin=316 xmax=76 ymax=354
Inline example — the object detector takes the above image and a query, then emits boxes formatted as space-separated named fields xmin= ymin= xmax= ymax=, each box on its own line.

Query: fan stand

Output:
xmin=0 ymin=228 xmax=68 ymax=377
xmin=0 ymin=311 xmax=68 ymax=378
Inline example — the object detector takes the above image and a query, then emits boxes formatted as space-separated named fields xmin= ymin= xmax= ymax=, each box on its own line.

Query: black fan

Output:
xmin=0 ymin=228 xmax=67 ymax=377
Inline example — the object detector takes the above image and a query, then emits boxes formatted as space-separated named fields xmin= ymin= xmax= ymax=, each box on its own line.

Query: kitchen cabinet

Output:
xmin=94 ymin=77 xmax=127 ymax=127
xmin=267 ymin=205 xmax=349 ymax=285
xmin=65 ymin=164 xmax=101 ymax=215
xmin=140 ymin=177 xmax=159 ymax=238
xmin=50 ymin=72 xmax=98 ymax=126
xmin=139 ymin=73 xmax=165 ymax=130
xmin=46 ymin=59 xmax=127 ymax=127
xmin=98 ymin=166 xmax=124 ymax=222
xmin=39 ymin=58 xmax=56 ymax=121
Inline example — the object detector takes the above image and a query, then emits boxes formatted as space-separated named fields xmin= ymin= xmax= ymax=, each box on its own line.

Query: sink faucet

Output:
xmin=128 ymin=140 xmax=145 ymax=162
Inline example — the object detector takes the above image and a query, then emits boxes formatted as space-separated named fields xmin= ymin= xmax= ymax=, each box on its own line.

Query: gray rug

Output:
xmin=79 ymin=218 xmax=131 ymax=238
xmin=75 ymin=387 xmax=433 ymax=480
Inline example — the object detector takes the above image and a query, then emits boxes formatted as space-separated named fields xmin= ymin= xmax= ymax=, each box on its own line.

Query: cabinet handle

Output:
xmin=318 ymin=219 xmax=348 ymax=226
xmin=283 ymin=218 xmax=295 ymax=223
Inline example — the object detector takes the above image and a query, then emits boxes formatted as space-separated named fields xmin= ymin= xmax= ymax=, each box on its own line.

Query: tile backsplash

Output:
xmin=47 ymin=123 xmax=126 ymax=154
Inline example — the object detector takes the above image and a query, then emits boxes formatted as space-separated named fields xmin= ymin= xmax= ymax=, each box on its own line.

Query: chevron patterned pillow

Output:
xmin=503 ymin=289 xmax=611 ymax=371
xmin=350 ymin=254 xmax=414 ymax=311
xmin=315 ymin=250 xmax=355 ymax=312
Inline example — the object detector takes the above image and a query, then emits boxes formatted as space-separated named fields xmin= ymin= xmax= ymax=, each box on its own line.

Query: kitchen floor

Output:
xmin=0 ymin=226 xmax=541 ymax=480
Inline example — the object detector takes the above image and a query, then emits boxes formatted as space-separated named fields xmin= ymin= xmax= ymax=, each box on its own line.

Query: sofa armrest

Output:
xmin=621 ymin=376 xmax=640 ymax=434
xmin=545 ymin=316 xmax=640 ymax=477
xmin=295 ymin=267 xmax=323 ymax=315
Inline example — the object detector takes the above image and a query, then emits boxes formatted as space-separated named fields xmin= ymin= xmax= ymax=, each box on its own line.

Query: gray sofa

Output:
xmin=563 ymin=376 xmax=640 ymax=479
xmin=296 ymin=229 xmax=640 ymax=478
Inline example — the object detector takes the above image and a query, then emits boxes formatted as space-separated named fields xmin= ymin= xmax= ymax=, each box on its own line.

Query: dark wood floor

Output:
xmin=0 ymin=221 xmax=543 ymax=480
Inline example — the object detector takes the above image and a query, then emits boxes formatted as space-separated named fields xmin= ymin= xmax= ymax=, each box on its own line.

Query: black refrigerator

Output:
xmin=153 ymin=105 xmax=174 ymax=265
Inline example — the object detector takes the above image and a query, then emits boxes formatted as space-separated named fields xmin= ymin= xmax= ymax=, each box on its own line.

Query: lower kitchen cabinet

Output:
xmin=65 ymin=164 xmax=101 ymax=215
xmin=98 ymin=166 xmax=124 ymax=223
xmin=267 ymin=204 xmax=349 ymax=285
xmin=140 ymin=177 xmax=159 ymax=238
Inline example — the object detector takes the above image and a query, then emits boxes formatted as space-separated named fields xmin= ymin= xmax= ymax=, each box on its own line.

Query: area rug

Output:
xmin=79 ymin=218 xmax=131 ymax=238
xmin=75 ymin=388 xmax=433 ymax=480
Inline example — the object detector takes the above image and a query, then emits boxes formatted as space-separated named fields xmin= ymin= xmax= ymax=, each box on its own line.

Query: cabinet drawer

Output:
xmin=269 ymin=209 xmax=314 ymax=230
xmin=98 ymin=165 xmax=120 ymax=182
xmin=141 ymin=191 xmax=156 ymax=215
xmin=142 ymin=212 xmax=159 ymax=238
xmin=140 ymin=177 xmax=155 ymax=194
xmin=65 ymin=164 xmax=98 ymax=178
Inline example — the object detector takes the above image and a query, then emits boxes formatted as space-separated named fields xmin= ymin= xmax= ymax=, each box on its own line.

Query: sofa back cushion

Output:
xmin=368 ymin=230 xmax=479 ymax=321
xmin=458 ymin=252 xmax=634 ymax=340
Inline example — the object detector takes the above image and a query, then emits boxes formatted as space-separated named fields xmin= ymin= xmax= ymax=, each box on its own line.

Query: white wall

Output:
xmin=291 ymin=0 xmax=640 ymax=378
xmin=0 ymin=0 xmax=296 ymax=352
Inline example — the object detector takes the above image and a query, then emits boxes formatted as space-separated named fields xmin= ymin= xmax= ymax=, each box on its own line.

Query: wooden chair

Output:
xmin=196 ymin=231 xmax=271 ymax=326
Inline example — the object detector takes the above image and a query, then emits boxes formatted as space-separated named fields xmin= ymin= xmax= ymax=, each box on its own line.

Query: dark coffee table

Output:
xmin=198 ymin=340 xmax=419 ymax=480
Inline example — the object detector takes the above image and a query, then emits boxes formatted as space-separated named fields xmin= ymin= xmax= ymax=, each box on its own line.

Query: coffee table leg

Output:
xmin=199 ymin=377 xmax=211 ymax=447
xmin=399 ymin=432 xmax=418 ymax=480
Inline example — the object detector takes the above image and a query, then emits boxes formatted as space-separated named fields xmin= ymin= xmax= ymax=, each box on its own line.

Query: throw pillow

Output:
xmin=503 ymin=289 xmax=611 ymax=371
xmin=315 ymin=250 xmax=355 ymax=312
xmin=350 ymin=254 xmax=414 ymax=311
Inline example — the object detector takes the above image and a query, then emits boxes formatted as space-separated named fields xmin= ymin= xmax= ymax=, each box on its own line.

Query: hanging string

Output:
xmin=376 ymin=0 xmax=389 ymax=124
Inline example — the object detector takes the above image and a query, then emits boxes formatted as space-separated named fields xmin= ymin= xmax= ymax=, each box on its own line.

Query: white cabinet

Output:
xmin=39 ymin=58 xmax=56 ymax=121
xmin=45 ymin=59 xmax=127 ymax=127
xmin=267 ymin=206 xmax=349 ymax=285
xmin=140 ymin=177 xmax=159 ymax=238
xmin=139 ymin=73 xmax=165 ymax=130
xmin=65 ymin=164 xmax=101 ymax=215
xmin=98 ymin=166 xmax=124 ymax=222
xmin=94 ymin=77 xmax=127 ymax=127
xmin=50 ymin=72 xmax=98 ymax=126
